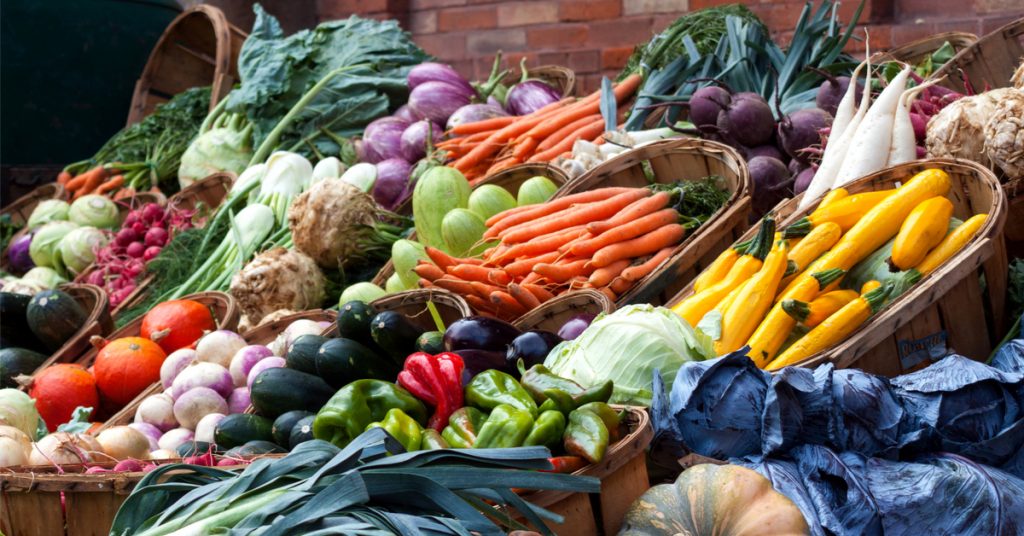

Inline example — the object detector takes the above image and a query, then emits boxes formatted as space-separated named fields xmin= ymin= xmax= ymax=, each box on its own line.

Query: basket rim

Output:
xmin=929 ymin=17 xmax=1024 ymax=84
xmin=168 ymin=171 xmax=236 ymax=207
xmin=370 ymin=288 xmax=473 ymax=318
xmin=1 ymin=182 xmax=64 ymax=217
xmin=512 ymin=288 xmax=614 ymax=330
xmin=474 ymin=162 xmax=570 ymax=190
xmin=872 ymin=31 xmax=978 ymax=63
xmin=241 ymin=308 xmax=338 ymax=339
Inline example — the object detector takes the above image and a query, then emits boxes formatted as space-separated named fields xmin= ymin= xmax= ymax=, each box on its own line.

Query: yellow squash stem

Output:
xmin=890 ymin=196 xmax=954 ymax=270
xmin=782 ymin=289 xmax=859 ymax=327
xmin=715 ymin=240 xmax=789 ymax=355
xmin=782 ymin=189 xmax=894 ymax=238
xmin=819 ymin=188 xmax=849 ymax=208
xmin=914 ymin=213 xmax=988 ymax=276
xmin=746 ymin=267 xmax=846 ymax=366
xmin=672 ymin=217 xmax=776 ymax=327
xmin=781 ymin=221 xmax=842 ymax=286
xmin=693 ymin=247 xmax=741 ymax=294
xmin=767 ymin=282 xmax=892 ymax=370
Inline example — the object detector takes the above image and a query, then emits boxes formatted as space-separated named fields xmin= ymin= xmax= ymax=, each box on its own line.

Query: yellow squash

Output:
xmin=890 ymin=196 xmax=954 ymax=270
xmin=914 ymin=213 xmax=988 ymax=276
xmin=782 ymin=189 xmax=894 ymax=238
xmin=693 ymin=247 xmax=740 ymax=294
xmin=781 ymin=289 xmax=859 ymax=327
xmin=715 ymin=240 xmax=789 ymax=355
xmin=767 ymin=282 xmax=892 ymax=370
xmin=781 ymin=222 xmax=842 ymax=286
xmin=860 ymin=280 xmax=882 ymax=294
xmin=819 ymin=188 xmax=849 ymax=209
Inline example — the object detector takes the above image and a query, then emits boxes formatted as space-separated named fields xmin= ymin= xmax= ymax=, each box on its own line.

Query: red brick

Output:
xmin=438 ymin=6 xmax=496 ymax=31
xmin=935 ymin=18 xmax=982 ymax=35
xmin=623 ymin=0 xmax=688 ymax=16
xmin=416 ymin=33 xmax=467 ymax=59
xmin=497 ymin=2 xmax=559 ymax=27
xmin=449 ymin=59 xmax=475 ymax=80
xmin=410 ymin=10 xmax=438 ymax=34
xmin=981 ymin=14 xmax=1020 ymax=33
xmin=527 ymin=24 xmax=589 ymax=48
xmin=559 ymin=0 xmax=621 ymax=22
xmin=601 ymin=46 xmax=635 ymax=69
xmin=837 ymin=0 xmax=872 ymax=25
xmin=689 ymin=0 xmax=744 ymax=9
xmin=586 ymin=17 xmax=656 ymax=47
xmin=580 ymin=74 xmax=605 ymax=93
xmin=538 ymin=51 xmax=570 ymax=66
xmin=409 ymin=0 xmax=465 ymax=8
xmin=890 ymin=21 xmax=939 ymax=47
xmin=762 ymin=2 xmax=810 ymax=33
xmin=977 ymin=0 xmax=1022 ymax=14
xmin=566 ymin=49 xmax=600 ymax=72
xmin=467 ymin=28 xmax=527 ymax=53
xmin=503 ymin=52 xmax=540 ymax=69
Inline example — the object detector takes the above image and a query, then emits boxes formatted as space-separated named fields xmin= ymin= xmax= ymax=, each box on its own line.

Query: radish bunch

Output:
xmin=85 ymin=203 xmax=195 ymax=308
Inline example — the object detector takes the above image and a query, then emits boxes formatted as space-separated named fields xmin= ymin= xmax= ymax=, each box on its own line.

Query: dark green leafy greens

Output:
xmin=225 ymin=5 xmax=429 ymax=163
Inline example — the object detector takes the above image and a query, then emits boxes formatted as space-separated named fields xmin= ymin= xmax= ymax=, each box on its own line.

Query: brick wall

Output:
xmin=312 ymin=0 xmax=1022 ymax=93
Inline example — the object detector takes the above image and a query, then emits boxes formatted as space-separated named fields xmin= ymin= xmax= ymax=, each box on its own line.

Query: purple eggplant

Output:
xmin=456 ymin=348 xmax=511 ymax=377
xmin=505 ymin=79 xmax=561 ymax=116
xmin=393 ymin=105 xmax=424 ymax=123
xmin=363 ymin=117 xmax=410 ymax=162
xmin=372 ymin=158 xmax=413 ymax=211
xmin=445 ymin=104 xmax=509 ymax=130
xmin=408 ymin=81 xmax=473 ymax=125
xmin=407 ymin=62 xmax=475 ymax=96
xmin=444 ymin=316 xmax=521 ymax=354
xmin=557 ymin=313 xmax=595 ymax=341
xmin=506 ymin=330 xmax=562 ymax=369
xmin=7 ymin=233 xmax=34 ymax=273
xmin=400 ymin=120 xmax=444 ymax=162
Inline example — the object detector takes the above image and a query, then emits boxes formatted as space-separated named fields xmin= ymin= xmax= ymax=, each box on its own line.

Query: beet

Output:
xmin=777 ymin=108 xmax=832 ymax=164
xmin=816 ymin=76 xmax=862 ymax=116
xmin=689 ymin=86 xmax=731 ymax=129
xmin=718 ymin=92 xmax=775 ymax=147
xmin=744 ymin=144 xmax=785 ymax=162
xmin=748 ymin=156 xmax=790 ymax=218
xmin=794 ymin=167 xmax=816 ymax=195
xmin=788 ymin=158 xmax=807 ymax=177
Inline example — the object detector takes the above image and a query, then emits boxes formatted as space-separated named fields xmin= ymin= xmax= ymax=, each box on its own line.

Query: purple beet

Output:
xmin=748 ymin=156 xmax=790 ymax=217
xmin=816 ymin=76 xmax=863 ymax=116
xmin=777 ymin=108 xmax=832 ymax=164
xmin=689 ymin=86 xmax=731 ymax=129
xmin=794 ymin=166 xmax=816 ymax=195
xmin=744 ymin=144 xmax=785 ymax=162
xmin=717 ymin=92 xmax=775 ymax=148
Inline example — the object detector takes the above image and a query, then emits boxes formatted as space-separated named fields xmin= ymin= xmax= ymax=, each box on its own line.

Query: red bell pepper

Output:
xmin=397 ymin=352 xmax=465 ymax=431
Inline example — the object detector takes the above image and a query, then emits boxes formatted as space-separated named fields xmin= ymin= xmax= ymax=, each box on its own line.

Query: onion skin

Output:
xmin=7 ymin=234 xmax=35 ymax=273
xmin=557 ymin=314 xmax=596 ymax=341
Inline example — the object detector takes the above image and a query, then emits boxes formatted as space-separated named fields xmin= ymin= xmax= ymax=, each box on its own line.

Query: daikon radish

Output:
xmin=799 ymin=50 xmax=873 ymax=209
xmin=831 ymin=58 xmax=869 ymax=142
xmin=887 ymin=80 xmax=938 ymax=166
xmin=833 ymin=66 xmax=912 ymax=187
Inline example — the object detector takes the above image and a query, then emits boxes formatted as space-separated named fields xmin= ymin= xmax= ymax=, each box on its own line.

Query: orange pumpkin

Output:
xmin=140 ymin=299 xmax=216 ymax=353
xmin=94 ymin=337 xmax=167 ymax=406
xmin=30 ymin=364 xmax=100 ymax=432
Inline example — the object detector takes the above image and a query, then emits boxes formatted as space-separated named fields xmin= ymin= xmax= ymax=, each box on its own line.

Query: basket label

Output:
xmin=897 ymin=330 xmax=948 ymax=369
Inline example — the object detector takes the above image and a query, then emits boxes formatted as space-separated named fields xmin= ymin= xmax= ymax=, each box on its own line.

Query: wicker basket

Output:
xmin=512 ymin=289 xmax=614 ymax=332
xmin=556 ymin=138 xmax=752 ymax=306
xmin=367 ymin=289 xmax=473 ymax=331
xmin=0 ymin=183 xmax=64 ymax=226
xmin=668 ymin=159 xmax=1008 ymax=377
xmin=240 ymin=309 xmax=337 ymax=338
xmin=500 ymin=65 xmax=577 ymax=98
xmin=167 ymin=172 xmax=234 ymax=214
xmin=930 ymin=18 xmax=1023 ymax=94
xmin=516 ymin=407 xmax=652 ymax=536
xmin=126 ymin=5 xmax=247 ymax=125
xmin=874 ymin=31 xmax=978 ymax=65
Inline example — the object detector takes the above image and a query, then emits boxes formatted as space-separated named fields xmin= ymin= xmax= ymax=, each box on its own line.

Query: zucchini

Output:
xmin=915 ymin=214 xmax=987 ymax=276
xmin=225 ymin=440 xmax=287 ymax=458
xmin=0 ymin=347 xmax=48 ymax=388
xmin=249 ymin=367 xmax=335 ymax=419
xmin=213 ymin=414 xmax=274 ymax=449
xmin=26 ymin=289 xmax=88 ymax=351
xmin=370 ymin=310 xmax=425 ymax=363
xmin=890 ymin=196 xmax=953 ymax=270
xmin=0 ymin=293 xmax=44 ymax=351
xmin=336 ymin=301 xmax=377 ymax=343
xmin=415 ymin=331 xmax=445 ymax=354
xmin=316 ymin=338 xmax=395 ymax=388
xmin=289 ymin=415 xmax=316 ymax=449
xmin=285 ymin=334 xmax=328 ymax=374
xmin=272 ymin=410 xmax=313 ymax=447
xmin=176 ymin=441 xmax=223 ymax=457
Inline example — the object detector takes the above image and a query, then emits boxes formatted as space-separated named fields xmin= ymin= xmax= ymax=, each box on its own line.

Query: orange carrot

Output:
xmin=414 ymin=262 xmax=446 ymax=281
xmin=504 ymin=251 xmax=561 ymax=277
xmin=453 ymin=102 xmax=571 ymax=172
xmin=587 ymin=191 xmax=672 ymax=235
xmin=609 ymin=276 xmax=633 ymax=294
xmin=57 ymin=171 xmax=72 ymax=185
xmin=490 ymin=290 xmax=529 ymax=317
xmin=522 ymin=272 xmax=545 ymax=285
xmin=598 ymin=287 xmax=618 ymax=301
xmin=590 ymin=224 xmax=686 ymax=268
xmin=483 ymin=187 xmax=634 ymax=237
xmin=518 ymin=75 xmax=640 ymax=143
xmin=620 ymin=246 xmax=675 ymax=282
xmin=418 ymin=278 xmax=435 ymax=288
xmin=521 ymin=283 xmax=556 ymax=303
xmin=113 ymin=187 xmax=137 ymax=201
xmin=513 ymin=136 xmax=540 ymax=160
xmin=425 ymin=247 xmax=473 ymax=270
xmin=529 ymin=118 xmax=606 ymax=163
xmin=465 ymin=294 xmax=498 ymax=315
xmin=533 ymin=259 xmax=591 ymax=283
xmin=96 ymin=175 xmax=125 ymax=195
xmin=64 ymin=170 xmax=94 ymax=192
xmin=558 ymin=231 xmax=594 ymax=253
xmin=588 ymin=259 xmax=631 ymax=287
xmin=433 ymin=277 xmax=477 ymax=297
xmin=570 ymin=208 xmax=679 ymax=257
xmin=492 ymin=225 xmax=586 ymax=263
xmin=74 ymin=167 xmax=108 ymax=199
xmin=485 ymin=156 xmax=522 ymax=176
xmin=450 ymin=115 xmax=517 ymax=135
xmin=470 ymin=281 xmax=503 ymax=299
xmin=508 ymin=283 xmax=542 ymax=310
xmin=500 ymin=189 xmax=649 ymax=244
xmin=449 ymin=264 xmax=510 ymax=285
xmin=535 ymin=114 xmax=602 ymax=152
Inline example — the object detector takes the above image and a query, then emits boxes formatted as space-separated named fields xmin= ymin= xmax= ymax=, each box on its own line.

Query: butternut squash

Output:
xmin=890 ymin=196 xmax=954 ymax=270
xmin=782 ymin=189 xmax=894 ymax=238
xmin=767 ymin=282 xmax=891 ymax=370
xmin=716 ymin=240 xmax=789 ymax=355
xmin=914 ymin=213 xmax=988 ymax=276
xmin=781 ymin=289 xmax=858 ymax=327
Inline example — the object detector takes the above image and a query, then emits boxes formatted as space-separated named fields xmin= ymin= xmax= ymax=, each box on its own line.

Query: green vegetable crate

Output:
xmin=668 ymin=159 xmax=1008 ymax=377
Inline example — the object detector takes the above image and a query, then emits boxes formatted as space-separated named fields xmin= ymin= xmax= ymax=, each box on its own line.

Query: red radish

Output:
xmin=142 ymin=203 xmax=165 ymax=224
xmin=113 ymin=458 xmax=145 ymax=472
xmin=115 ymin=228 xmax=138 ymax=247
xmin=145 ymin=227 xmax=168 ymax=247
xmin=126 ymin=242 xmax=145 ymax=258
xmin=86 ymin=270 xmax=105 ymax=286
xmin=85 ymin=466 xmax=111 ymax=474
xmin=144 ymin=246 xmax=162 ymax=261
xmin=131 ymin=221 xmax=146 ymax=235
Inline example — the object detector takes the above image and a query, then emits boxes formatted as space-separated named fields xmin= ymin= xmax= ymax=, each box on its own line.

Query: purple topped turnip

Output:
xmin=689 ymin=86 xmax=732 ymax=129
xmin=134 ymin=393 xmax=178 ymax=432
xmin=171 ymin=362 xmax=233 ymax=400
xmin=373 ymin=158 xmax=413 ymax=211
xmin=505 ymin=80 xmax=561 ymax=115
xmin=160 ymin=349 xmax=196 ymax=389
xmin=173 ymin=387 xmax=228 ymax=430
xmin=229 ymin=345 xmax=273 ymax=387
xmin=228 ymin=387 xmax=251 ymax=414
xmin=777 ymin=108 xmax=832 ymax=164
xmin=407 ymin=62 xmax=475 ymax=96
xmin=400 ymin=120 xmax=444 ymax=162
xmin=747 ymin=156 xmax=791 ymax=217
xmin=7 ymin=234 xmax=34 ymax=273
xmin=717 ymin=92 xmax=775 ymax=148
xmin=195 ymin=330 xmax=247 ymax=369
xmin=409 ymin=81 xmax=473 ymax=125
xmin=363 ymin=117 xmax=410 ymax=162
xmin=446 ymin=103 xmax=509 ymax=130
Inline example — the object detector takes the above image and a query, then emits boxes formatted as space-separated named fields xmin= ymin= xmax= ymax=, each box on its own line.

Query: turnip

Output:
xmin=149 ymin=448 xmax=179 ymax=460
xmin=171 ymin=362 xmax=233 ymax=399
xmin=195 ymin=330 xmax=247 ymax=368
xmin=194 ymin=413 xmax=227 ymax=443
xmin=229 ymin=345 xmax=274 ymax=386
xmin=717 ymin=92 xmax=775 ymax=147
xmin=777 ymin=108 xmax=832 ymax=164
xmin=173 ymin=387 xmax=228 ymax=430
xmin=134 ymin=393 xmax=178 ymax=431
xmin=128 ymin=422 xmax=163 ymax=451
xmin=247 ymin=357 xmax=285 ymax=389
xmin=227 ymin=387 xmax=251 ymax=414
xmin=833 ymin=67 xmax=911 ymax=186
xmin=689 ymin=86 xmax=731 ymax=129
xmin=96 ymin=426 xmax=151 ymax=461
xmin=29 ymin=433 xmax=97 ymax=465
xmin=748 ymin=156 xmax=791 ymax=217
xmin=269 ymin=319 xmax=327 ymax=356
xmin=157 ymin=428 xmax=194 ymax=451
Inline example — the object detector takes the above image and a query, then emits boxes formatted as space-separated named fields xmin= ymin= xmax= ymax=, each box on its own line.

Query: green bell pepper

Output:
xmin=563 ymin=408 xmax=609 ymax=464
xmin=465 ymin=370 xmax=538 ymax=417
xmin=575 ymin=402 xmax=621 ymax=441
xmin=441 ymin=407 xmax=488 ymax=448
xmin=420 ymin=429 xmax=449 ymax=450
xmin=521 ymin=364 xmax=613 ymax=413
xmin=474 ymin=404 xmax=535 ymax=448
xmin=523 ymin=410 xmax=565 ymax=449
xmin=366 ymin=408 xmax=424 ymax=452
xmin=313 ymin=379 xmax=428 ymax=448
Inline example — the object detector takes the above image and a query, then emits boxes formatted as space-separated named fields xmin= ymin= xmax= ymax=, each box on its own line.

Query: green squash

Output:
xmin=618 ymin=463 xmax=809 ymax=536
xmin=26 ymin=289 xmax=88 ymax=351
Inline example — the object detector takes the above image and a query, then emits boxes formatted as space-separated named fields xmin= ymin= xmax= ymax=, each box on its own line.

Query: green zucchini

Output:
xmin=316 ymin=338 xmax=395 ymax=388
xmin=249 ymin=367 xmax=335 ymax=419
xmin=272 ymin=410 xmax=313 ymax=447
xmin=26 ymin=289 xmax=88 ymax=351
xmin=225 ymin=440 xmax=287 ymax=458
xmin=213 ymin=414 xmax=274 ymax=449
xmin=415 ymin=331 xmax=445 ymax=354
xmin=370 ymin=310 xmax=425 ymax=364
xmin=0 ymin=347 xmax=48 ymax=388
xmin=336 ymin=301 xmax=378 ymax=343
xmin=289 ymin=415 xmax=316 ymax=449
xmin=285 ymin=335 xmax=327 ymax=374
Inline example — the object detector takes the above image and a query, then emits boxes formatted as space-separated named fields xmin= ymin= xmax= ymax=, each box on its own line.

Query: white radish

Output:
xmin=830 ymin=57 xmax=869 ymax=142
xmin=833 ymin=66 xmax=912 ymax=187
xmin=887 ymin=81 xmax=938 ymax=166
xmin=799 ymin=52 xmax=873 ymax=208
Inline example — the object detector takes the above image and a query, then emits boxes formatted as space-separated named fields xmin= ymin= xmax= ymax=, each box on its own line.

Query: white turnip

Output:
xmin=194 ymin=413 xmax=227 ymax=443
xmin=888 ymin=82 xmax=936 ymax=166
xmin=161 ymin=348 xmax=197 ymax=389
xmin=96 ymin=426 xmax=151 ymax=461
xmin=129 ymin=422 xmax=163 ymax=451
xmin=195 ymin=330 xmax=247 ymax=368
xmin=247 ymin=357 xmax=285 ymax=389
xmin=227 ymin=387 xmax=251 ymax=414
xmin=229 ymin=345 xmax=274 ymax=387
xmin=171 ymin=362 xmax=233 ymax=399
xmin=173 ymin=387 xmax=228 ymax=430
xmin=134 ymin=393 xmax=178 ymax=432
xmin=157 ymin=428 xmax=194 ymax=451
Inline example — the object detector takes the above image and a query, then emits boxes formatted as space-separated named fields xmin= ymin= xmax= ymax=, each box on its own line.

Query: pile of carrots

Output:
xmin=412 ymin=185 xmax=688 ymax=320
xmin=437 ymin=74 xmax=642 ymax=183
xmin=58 ymin=166 xmax=132 ymax=201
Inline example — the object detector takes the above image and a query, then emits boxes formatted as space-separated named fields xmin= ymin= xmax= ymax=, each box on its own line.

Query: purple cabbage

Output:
xmin=363 ymin=117 xmax=410 ymax=162
xmin=407 ymin=62 xmax=475 ymax=96
xmin=505 ymin=80 xmax=561 ymax=115
xmin=373 ymin=158 xmax=413 ymax=211
xmin=400 ymin=120 xmax=444 ymax=162
xmin=408 ymin=81 xmax=473 ymax=125
xmin=446 ymin=103 xmax=509 ymax=130
xmin=7 ymin=233 xmax=34 ymax=273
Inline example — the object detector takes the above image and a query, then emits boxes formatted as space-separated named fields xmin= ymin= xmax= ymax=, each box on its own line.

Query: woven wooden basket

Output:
xmin=930 ymin=17 xmax=1023 ymax=94
xmin=512 ymin=289 xmax=614 ymax=332
xmin=0 ymin=183 xmax=64 ymax=226
xmin=874 ymin=31 xmax=978 ymax=65
xmin=239 ymin=309 xmax=337 ymax=338
xmin=500 ymin=65 xmax=577 ymax=98
xmin=668 ymin=159 xmax=1008 ymax=377
xmin=556 ymin=137 xmax=752 ymax=306
xmin=367 ymin=289 xmax=473 ymax=331
xmin=126 ymin=5 xmax=247 ymax=125
xmin=167 ymin=172 xmax=234 ymax=214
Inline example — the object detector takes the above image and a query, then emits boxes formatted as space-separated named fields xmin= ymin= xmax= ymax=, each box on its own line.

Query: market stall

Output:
xmin=2 ymin=2 xmax=1023 ymax=535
